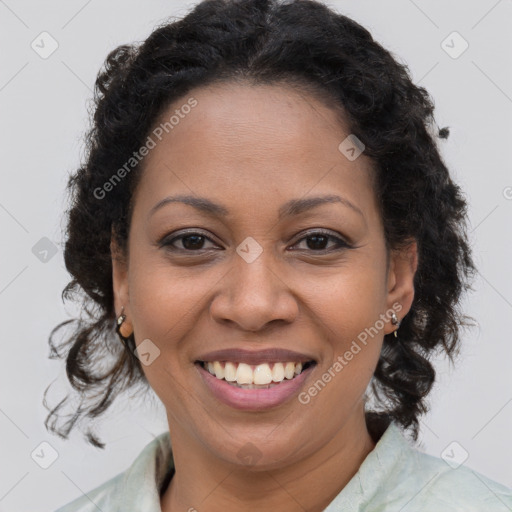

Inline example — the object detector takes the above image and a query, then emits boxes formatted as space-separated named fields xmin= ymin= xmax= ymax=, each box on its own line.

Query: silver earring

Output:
xmin=391 ymin=312 xmax=401 ymax=338
xmin=115 ymin=306 xmax=131 ymax=346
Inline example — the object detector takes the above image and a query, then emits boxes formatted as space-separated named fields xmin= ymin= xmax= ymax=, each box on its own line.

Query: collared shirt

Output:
xmin=55 ymin=421 xmax=512 ymax=511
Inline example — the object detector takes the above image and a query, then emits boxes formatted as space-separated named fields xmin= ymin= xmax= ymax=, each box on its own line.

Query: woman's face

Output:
xmin=112 ymin=81 xmax=417 ymax=468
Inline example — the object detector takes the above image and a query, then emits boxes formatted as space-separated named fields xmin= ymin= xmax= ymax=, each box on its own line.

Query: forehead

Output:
xmin=131 ymin=81 xmax=377 ymax=222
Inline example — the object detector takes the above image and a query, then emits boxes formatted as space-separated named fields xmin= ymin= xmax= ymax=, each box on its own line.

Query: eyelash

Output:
xmin=160 ymin=229 xmax=352 ymax=254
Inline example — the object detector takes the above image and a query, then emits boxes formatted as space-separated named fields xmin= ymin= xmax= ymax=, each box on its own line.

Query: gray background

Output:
xmin=1 ymin=0 xmax=511 ymax=510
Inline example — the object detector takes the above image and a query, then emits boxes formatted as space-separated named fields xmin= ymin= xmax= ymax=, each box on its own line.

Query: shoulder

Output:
xmin=54 ymin=472 xmax=124 ymax=512
xmin=54 ymin=431 xmax=173 ymax=512
xmin=374 ymin=423 xmax=512 ymax=511
xmin=402 ymin=445 xmax=512 ymax=510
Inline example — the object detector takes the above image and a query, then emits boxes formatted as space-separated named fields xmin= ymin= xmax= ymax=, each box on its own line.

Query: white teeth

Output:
xmin=272 ymin=362 xmax=285 ymax=382
xmin=253 ymin=363 xmax=272 ymax=385
xmin=284 ymin=362 xmax=295 ymax=379
xmin=236 ymin=363 xmax=253 ymax=384
xmin=224 ymin=362 xmax=237 ymax=382
xmin=213 ymin=361 xmax=224 ymax=379
xmin=201 ymin=360 xmax=310 ymax=386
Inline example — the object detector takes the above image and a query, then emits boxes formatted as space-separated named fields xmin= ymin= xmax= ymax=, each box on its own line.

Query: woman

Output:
xmin=47 ymin=0 xmax=512 ymax=510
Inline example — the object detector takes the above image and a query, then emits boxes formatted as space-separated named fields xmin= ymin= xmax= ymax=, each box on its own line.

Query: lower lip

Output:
xmin=196 ymin=363 xmax=315 ymax=410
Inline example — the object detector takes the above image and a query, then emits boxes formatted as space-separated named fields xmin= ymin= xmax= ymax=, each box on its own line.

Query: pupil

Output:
xmin=307 ymin=235 xmax=327 ymax=250
xmin=183 ymin=235 xmax=204 ymax=250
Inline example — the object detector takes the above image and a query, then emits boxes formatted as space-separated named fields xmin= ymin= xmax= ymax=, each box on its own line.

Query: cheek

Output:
xmin=127 ymin=252 xmax=212 ymax=343
xmin=312 ymin=260 xmax=387 ymax=338
xmin=304 ymin=257 xmax=387 ymax=399
xmin=304 ymin=270 xmax=386 ymax=418
xmin=125 ymin=255 xmax=204 ymax=407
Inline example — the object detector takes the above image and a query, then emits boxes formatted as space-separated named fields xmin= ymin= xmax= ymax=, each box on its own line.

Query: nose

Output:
xmin=209 ymin=250 xmax=299 ymax=332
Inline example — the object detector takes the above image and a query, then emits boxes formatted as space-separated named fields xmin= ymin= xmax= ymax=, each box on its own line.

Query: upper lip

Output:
xmin=195 ymin=348 xmax=316 ymax=365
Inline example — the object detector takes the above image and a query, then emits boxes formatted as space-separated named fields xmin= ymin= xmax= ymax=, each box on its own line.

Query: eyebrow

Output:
xmin=148 ymin=193 xmax=364 ymax=220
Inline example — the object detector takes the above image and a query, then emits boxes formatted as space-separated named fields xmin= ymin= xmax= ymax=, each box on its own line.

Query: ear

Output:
xmin=111 ymin=232 xmax=132 ymax=338
xmin=383 ymin=239 xmax=418 ymax=336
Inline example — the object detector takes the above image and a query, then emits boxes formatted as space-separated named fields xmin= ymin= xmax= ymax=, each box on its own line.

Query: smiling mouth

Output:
xmin=196 ymin=360 xmax=316 ymax=389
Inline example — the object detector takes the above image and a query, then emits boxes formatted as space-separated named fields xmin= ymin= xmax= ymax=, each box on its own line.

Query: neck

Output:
xmin=160 ymin=409 xmax=376 ymax=512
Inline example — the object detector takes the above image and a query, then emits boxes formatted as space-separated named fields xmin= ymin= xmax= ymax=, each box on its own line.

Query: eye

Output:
xmin=290 ymin=229 xmax=351 ymax=252
xmin=160 ymin=230 xmax=220 ymax=252
xmin=160 ymin=229 xmax=351 ymax=253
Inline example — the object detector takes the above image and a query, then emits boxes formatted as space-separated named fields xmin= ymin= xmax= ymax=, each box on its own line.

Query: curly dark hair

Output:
xmin=44 ymin=0 xmax=476 ymax=449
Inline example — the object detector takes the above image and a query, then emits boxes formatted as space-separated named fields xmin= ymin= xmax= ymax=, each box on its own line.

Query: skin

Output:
xmin=111 ymin=81 xmax=418 ymax=512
